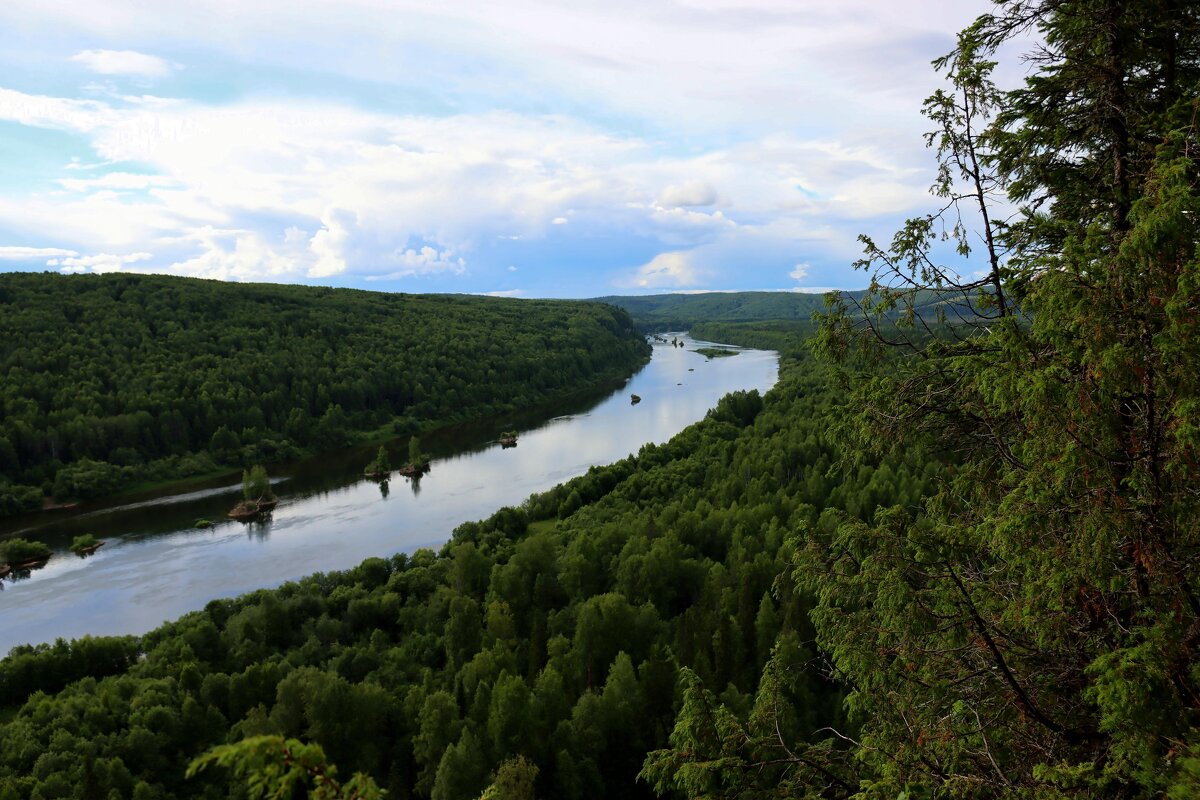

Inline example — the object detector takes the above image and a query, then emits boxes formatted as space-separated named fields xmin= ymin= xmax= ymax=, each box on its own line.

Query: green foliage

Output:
xmin=0 ymin=481 xmax=41 ymax=516
xmin=792 ymin=1 xmax=1200 ymax=796
xmin=481 ymin=755 xmax=539 ymax=800
xmin=187 ymin=735 xmax=384 ymax=799
xmin=242 ymin=465 xmax=271 ymax=501
xmin=641 ymin=654 xmax=854 ymax=800
xmin=210 ymin=425 xmax=241 ymax=461
xmin=706 ymin=389 xmax=763 ymax=427
xmin=52 ymin=457 xmax=131 ymax=502
xmin=0 ymin=273 xmax=649 ymax=514
xmin=0 ymin=537 xmax=51 ymax=565
xmin=691 ymin=347 xmax=737 ymax=358
xmin=365 ymin=446 xmax=390 ymax=476
xmin=69 ymin=533 xmax=99 ymax=553
xmin=0 ymin=635 xmax=141 ymax=706
xmin=408 ymin=436 xmax=424 ymax=467
xmin=690 ymin=321 xmax=808 ymax=355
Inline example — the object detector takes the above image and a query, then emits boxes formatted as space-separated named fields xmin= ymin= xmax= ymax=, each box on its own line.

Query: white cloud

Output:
xmin=645 ymin=204 xmax=735 ymax=240
xmin=623 ymin=251 xmax=704 ymax=289
xmin=507 ymin=265 xmax=518 ymax=272
xmin=165 ymin=228 xmax=298 ymax=281
xmin=0 ymin=88 xmax=112 ymax=133
xmin=48 ymin=251 xmax=152 ymax=273
xmin=57 ymin=172 xmax=178 ymax=192
xmin=0 ymin=246 xmax=79 ymax=260
xmin=395 ymin=245 xmax=466 ymax=274
xmin=789 ymin=263 xmax=809 ymax=281
xmin=481 ymin=289 xmax=523 ymax=297
xmin=70 ymin=49 xmax=177 ymax=79
xmin=0 ymin=0 xmax=1020 ymax=291
xmin=308 ymin=211 xmax=353 ymax=278
xmin=0 ymin=81 xmax=938 ymax=287
xmin=363 ymin=245 xmax=467 ymax=281
xmin=658 ymin=180 xmax=717 ymax=208
xmin=17 ymin=0 xmax=996 ymax=138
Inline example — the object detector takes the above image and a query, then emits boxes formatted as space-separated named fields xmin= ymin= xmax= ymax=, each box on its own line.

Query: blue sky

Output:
xmin=0 ymin=0 xmax=997 ymax=298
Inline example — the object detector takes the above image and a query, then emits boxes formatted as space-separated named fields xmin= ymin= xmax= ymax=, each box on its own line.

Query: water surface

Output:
xmin=0 ymin=335 xmax=776 ymax=652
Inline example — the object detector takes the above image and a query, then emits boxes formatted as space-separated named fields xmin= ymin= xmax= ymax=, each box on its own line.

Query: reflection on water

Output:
xmin=0 ymin=335 xmax=777 ymax=652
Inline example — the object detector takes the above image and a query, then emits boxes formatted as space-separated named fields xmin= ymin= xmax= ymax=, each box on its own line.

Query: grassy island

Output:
xmin=69 ymin=534 xmax=104 ymax=555
xmin=692 ymin=347 xmax=738 ymax=358
xmin=0 ymin=537 xmax=52 ymax=567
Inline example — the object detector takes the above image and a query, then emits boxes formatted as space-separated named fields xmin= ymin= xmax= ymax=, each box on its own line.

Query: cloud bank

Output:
xmin=0 ymin=0 xmax=1002 ymax=295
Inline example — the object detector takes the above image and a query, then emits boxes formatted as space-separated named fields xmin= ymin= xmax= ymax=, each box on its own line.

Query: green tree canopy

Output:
xmin=242 ymin=465 xmax=271 ymax=501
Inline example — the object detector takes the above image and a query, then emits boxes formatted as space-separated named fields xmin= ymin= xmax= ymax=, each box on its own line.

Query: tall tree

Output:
xmin=801 ymin=0 xmax=1200 ymax=795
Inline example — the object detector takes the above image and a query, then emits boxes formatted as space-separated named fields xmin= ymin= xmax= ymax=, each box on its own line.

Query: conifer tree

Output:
xmin=799 ymin=0 xmax=1200 ymax=795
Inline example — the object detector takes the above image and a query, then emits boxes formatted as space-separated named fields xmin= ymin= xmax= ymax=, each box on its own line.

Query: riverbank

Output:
xmin=1 ymin=352 xmax=650 ymax=535
xmin=0 ymin=335 xmax=776 ymax=652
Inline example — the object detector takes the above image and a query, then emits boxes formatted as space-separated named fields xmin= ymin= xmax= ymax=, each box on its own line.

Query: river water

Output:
xmin=0 ymin=335 xmax=777 ymax=653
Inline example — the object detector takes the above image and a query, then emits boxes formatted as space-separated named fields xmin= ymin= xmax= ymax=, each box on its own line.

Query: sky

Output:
xmin=0 ymin=0 xmax=1001 ymax=298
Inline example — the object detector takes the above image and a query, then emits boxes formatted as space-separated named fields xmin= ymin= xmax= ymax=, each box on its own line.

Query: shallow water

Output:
xmin=0 ymin=335 xmax=777 ymax=653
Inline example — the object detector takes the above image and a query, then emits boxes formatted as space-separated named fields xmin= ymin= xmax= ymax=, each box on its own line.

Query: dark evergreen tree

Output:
xmin=786 ymin=0 xmax=1200 ymax=795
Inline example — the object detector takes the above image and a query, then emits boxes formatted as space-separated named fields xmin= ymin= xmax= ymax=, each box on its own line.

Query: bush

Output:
xmin=52 ymin=458 xmax=130 ymax=502
xmin=0 ymin=482 xmax=42 ymax=517
xmin=1 ymin=537 xmax=52 ymax=565
xmin=70 ymin=534 xmax=99 ymax=553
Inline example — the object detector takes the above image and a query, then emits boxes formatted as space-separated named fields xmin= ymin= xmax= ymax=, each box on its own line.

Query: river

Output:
xmin=0 ymin=334 xmax=777 ymax=653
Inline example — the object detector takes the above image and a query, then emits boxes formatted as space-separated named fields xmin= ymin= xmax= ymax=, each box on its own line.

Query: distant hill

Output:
xmin=598 ymin=289 xmax=999 ymax=334
xmin=594 ymin=291 xmax=845 ymax=330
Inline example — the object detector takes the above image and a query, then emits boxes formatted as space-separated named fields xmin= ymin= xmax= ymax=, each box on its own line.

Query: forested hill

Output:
xmin=0 ymin=273 xmax=649 ymax=515
xmin=598 ymin=290 xmax=989 ymax=335
xmin=594 ymin=291 xmax=842 ymax=330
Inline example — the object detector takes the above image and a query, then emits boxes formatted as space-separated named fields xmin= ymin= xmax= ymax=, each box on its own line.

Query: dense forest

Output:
xmin=3 ymin=0 xmax=1199 ymax=798
xmin=0 ymin=274 xmax=648 ymax=515
xmin=0 ymin=334 xmax=933 ymax=800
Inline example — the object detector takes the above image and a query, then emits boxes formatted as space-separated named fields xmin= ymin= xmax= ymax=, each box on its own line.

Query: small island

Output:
xmin=397 ymin=436 xmax=431 ymax=478
xmin=70 ymin=534 xmax=106 ymax=556
xmin=228 ymin=465 xmax=278 ymax=520
xmin=364 ymin=445 xmax=391 ymax=480
xmin=1 ymin=537 xmax=52 ymax=571
xmin=498 ymin=431 xmax=518 ymax=448
xmin=693 ymin=347 xmax=739 ymax=358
